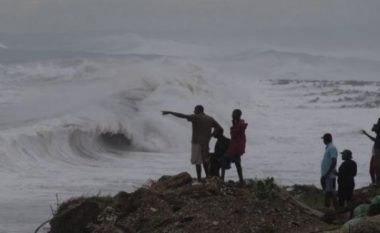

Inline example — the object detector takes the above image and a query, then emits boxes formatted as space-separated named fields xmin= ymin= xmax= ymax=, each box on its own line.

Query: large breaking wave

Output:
xmin=0 ymin=54 xmax=242 ymax=171
xmin=0 ymin=34 xmax=379 ymax=177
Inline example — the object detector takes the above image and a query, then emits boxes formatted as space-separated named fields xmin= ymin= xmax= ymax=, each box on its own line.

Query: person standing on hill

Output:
xmin=221 ymin=109 xmax=248 ymax=184
xmin=320 ymin=133 xmax=338 ymax=210
xmin=337 ymin=149 xmax=357 ymax=208
xmin=361 ymin=118 xmax=380 ymax=184
xmin=162 ymin=105 xmax=221 ymax=182
xmin=209 ymin=128 xmax=230 ymax=177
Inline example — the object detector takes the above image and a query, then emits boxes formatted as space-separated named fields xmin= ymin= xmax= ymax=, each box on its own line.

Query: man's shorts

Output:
xmin=191 ymin=144 xmax=209 ymax=165
xmin=321 ymin=176 xmax=336 ymax=192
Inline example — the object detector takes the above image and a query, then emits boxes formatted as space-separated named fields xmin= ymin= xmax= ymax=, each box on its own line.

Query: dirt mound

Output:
xmin=48 ymin=172 xmax=326 ymax=233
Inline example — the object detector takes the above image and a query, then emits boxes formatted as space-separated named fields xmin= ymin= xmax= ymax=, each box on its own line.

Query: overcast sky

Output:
xmin=1 ymin=0 xmax=379 ymax=34
xmin=1 ymin=0 xmax=379 ymax=54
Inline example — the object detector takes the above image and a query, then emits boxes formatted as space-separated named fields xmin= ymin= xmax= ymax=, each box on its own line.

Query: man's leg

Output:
xmin=203 ymin=162 xmax=209 ymax=178
xmin=324 ymin=193 xmax=331 ymax=208
xmin=201 ymin=145 xmax=210 ymax=178
xmin=235 ymin=161 xmax=244 ymax=184
xmin=320 ymin=176 xmax=327 ymax=207
xmin=338 ymin=186 xmax=344 ymax=207
xmin=216 ymin=161 xmax=221 ymax=177
xmin=325 ymin=178 xmax=338 ymax=209
xmin=191 ymin=144 xmax=203 ymax=182
xmin=375 ymin=150 xmax=380 ymax=185
xmin=331 ymin=192 xmax=338 ymax=210
xmin=221 ymin=154 xmax=229 ymax=181
xmin=196 ymin=164 xmax=202 ymax=182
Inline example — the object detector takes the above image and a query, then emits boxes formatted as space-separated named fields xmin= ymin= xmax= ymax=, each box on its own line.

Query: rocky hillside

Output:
xmin=41 ymin=172 xmax=380 ymax=233
xmin=46 ymin=172 xmax=330 ymax=233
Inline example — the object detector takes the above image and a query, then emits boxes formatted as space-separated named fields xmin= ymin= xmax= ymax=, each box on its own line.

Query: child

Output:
xmin=338 ymin=149 xmax=357 ymax=208
xmin=221 ymin=109 xmax=248 ymax=184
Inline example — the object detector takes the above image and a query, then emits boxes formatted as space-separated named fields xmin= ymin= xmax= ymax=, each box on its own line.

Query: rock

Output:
xmin=49 ymin=199 xmax=101 ymax=233
xmin=340 ymin=216 xmax=380 ymax=233
xmin=151 ymin=172 xmax=192 ymax=191
xmin=369 ymin=203 xmax=380 ymax=216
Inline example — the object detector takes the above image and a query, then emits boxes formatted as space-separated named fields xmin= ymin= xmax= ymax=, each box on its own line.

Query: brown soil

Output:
xmin=48 ymin=172 xmax=330 ymax=233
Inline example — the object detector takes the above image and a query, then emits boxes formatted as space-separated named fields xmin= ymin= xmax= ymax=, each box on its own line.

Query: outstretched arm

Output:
xmin=162 ymin=111 xmax=191 ymax=120
xmin=361 ymin=130 xmax=376 ymax=142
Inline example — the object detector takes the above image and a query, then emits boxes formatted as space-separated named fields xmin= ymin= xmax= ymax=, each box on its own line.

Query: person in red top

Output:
xmin=361 ymin=127 xmax=379 ymax=184
xmin=221 ymin=109 xmax=248 ymax=184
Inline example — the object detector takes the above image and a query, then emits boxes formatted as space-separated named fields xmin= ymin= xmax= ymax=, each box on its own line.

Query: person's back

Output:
xmin=337 ymin=149 xmax=357 ymax=207
xmin=338 ymin=160 xmax=357 ymax=186
xmin=209 ymin=129 xmax=230 ymax=177
xmin=221 ymin=109 xmax=247 ymax=184
xmin=190 ymin=113 xmax=218 ymax=146
xmin=227 ymin=118 xmax=248 ymax=157
xmin=215 ymin=135 xmax=230 ymax=158
xmin=361 ymin=122 xmax=380 ymax=184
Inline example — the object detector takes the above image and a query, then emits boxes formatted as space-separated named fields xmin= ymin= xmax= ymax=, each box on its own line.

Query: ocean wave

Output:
xmin=0 ymin=55 xmax=239 ymax=170
xmin=214 ymin=48 xmax=380 ymax=81
xmin=0 ymin=121 xmax=147 ymax=172
xmin=0 ymin=42 xmax=7 ymax=49
xmin=270 ymin=79 xmax=380 ymax=109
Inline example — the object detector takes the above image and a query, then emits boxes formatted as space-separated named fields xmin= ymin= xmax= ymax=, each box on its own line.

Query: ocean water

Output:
xmin=0 ymin=35 xmax=380 ymax=232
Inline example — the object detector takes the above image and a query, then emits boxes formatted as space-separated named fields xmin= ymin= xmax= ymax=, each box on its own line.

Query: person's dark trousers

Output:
xmin=375 ymin=149 xmax=380 ymax=185
xmin=338 ymin=182 xmax=354 ymax=207
xmin=196 ymin=164 xmax=202 ymax=182
xmin=209 ymin=154 xmax=221 ymax=177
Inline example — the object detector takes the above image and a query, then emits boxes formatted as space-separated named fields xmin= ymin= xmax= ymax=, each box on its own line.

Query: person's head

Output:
xmin=232 ymin=109 xmax=242 ymax=120
xmin=212 ymin=127 xmax=224 ymax=139
xmin=372 ymin=118 xmax=380 ymax=134
xmin=194 ymin=105 xmax=204 ymax=114
xmin=321 ymin=133 xmax=332 ymax=145
xmin=341 ymin=149 xmax=352 ymax=161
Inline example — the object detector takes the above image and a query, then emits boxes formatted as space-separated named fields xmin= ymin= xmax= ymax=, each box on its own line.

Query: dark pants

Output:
xmin=222 ymin=153 xmax=241 ymax=169
xmin=338 ymin=185 xmax=354 ymax=206
xmin=221 ymin=153 xmax=243 ymax=183
xmin=375 ymin=149 xmax=380 ymax=185
xmin=338 ymin=182 xmax=354 ymax=207
xmin=209 ymin=153 xmax=221 ymax=177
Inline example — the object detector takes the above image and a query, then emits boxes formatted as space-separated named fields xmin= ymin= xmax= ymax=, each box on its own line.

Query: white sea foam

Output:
xmin=0 ymin=42 xmax=7 ymax=49
xmin=0 ymin=35 xmax=379 ymax=232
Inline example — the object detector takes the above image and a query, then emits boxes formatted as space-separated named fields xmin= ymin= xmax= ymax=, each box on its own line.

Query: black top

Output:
xmin=214 ymin=136 xmax=230 ymax=158
xmin=374 ymin=135 xmax=380 ymax=150
xmin=338 ymin=160 xmax=357 ymax=186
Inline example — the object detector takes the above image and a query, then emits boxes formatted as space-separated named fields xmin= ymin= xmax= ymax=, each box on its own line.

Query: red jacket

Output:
xmin=227 ymin=119 xmax=248 ymax=156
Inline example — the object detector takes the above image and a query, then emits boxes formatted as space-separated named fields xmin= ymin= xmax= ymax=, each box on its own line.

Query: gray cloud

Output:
xmin=1 ymin=0 xmax=379 ymax=55
xmin=1 ymin=0 xmax=379 ymax=34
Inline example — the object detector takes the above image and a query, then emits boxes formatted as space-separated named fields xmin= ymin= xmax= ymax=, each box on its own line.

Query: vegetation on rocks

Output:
xmin=44 ymin=173 xmax=380 ymax=233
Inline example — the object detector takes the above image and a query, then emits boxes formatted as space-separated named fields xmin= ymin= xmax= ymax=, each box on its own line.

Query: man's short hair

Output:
xmin=195 ymin=105 xmax=204 ymax=113
xmin=233 ymin=109 xmax=242 ymax=118
xmin=321 ymin=133 xmax=332 ymax=142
